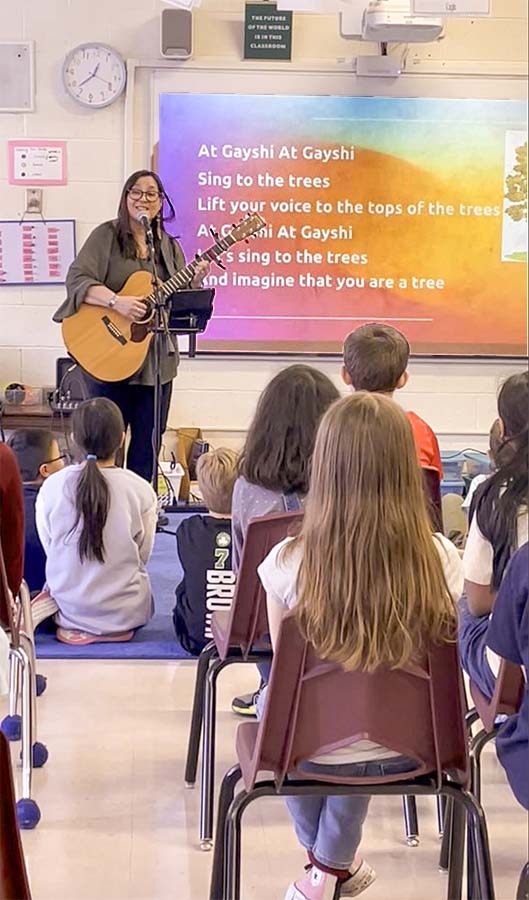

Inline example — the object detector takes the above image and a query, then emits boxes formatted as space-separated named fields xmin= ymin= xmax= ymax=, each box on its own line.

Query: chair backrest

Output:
xmin=422 ymin=466 xmax=444 ymax=533
xmin=0 ymin=537 xmax=16 ymax=639
xmin=0 ymin=733 xmax=32 ymax=899
xmin=216 ymin=511 xmax=303 ymax=660
xmin=470 ymin=659 xmax=525 ymax=733
xmin=240 ymin=611 xmax=468 ymax=792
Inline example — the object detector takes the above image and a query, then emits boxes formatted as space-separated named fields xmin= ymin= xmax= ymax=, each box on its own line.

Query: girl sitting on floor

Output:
xmin=258 ymin=393 xmax=463 ymax=900
xmin=35 ymin=398 xmax=157 ymax=645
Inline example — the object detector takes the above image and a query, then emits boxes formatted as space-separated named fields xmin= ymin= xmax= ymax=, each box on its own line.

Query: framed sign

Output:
xmin=412 ymin=0 xmax=490 ymax=14
xmin=244 ymin=3 xmax=293 ymax=60
xmin=7 ymin=140 xmax=68 ymax=186
xmin=0 ymin=219 xmax=76 ymax=286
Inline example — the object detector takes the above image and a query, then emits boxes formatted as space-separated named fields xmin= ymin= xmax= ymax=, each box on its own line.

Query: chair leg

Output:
xmin=446 ymin=793 xmax=465 ymax=900
xmin=9 ymin=651 xmax=20 ymax=718
xmin=199 ymin=658 xmax=226 ymax=850
xmin=402 ymin=795 xmax=419 ymax=846
xmin=19 ymin=582 xmax=35 ymax=643
xmin=439 ymin=797 xmax=453 ymax=872
xmin=516 ymin=863 xmax=529 ymax=900
xmin=470 ymin=729 xmax=496 ymax=805
xmin=13 ymin=646 xmax=41 ymax=829
xmin=209 ymin=765 xmax=242 ymax=900
xmin=445 ymin=785 xmax=495 ymax=900
xmin=0 ymin=650 xmax=22 ymax=741
xmin=437 ymin=794 xmax=447 ymax=837
xmin=184 ymin=642 xmax=218 ymax=788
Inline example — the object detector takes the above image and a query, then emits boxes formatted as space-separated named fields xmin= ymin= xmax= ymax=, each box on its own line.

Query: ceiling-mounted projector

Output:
xmin=362 ymin=1 xmax=443 ymax=41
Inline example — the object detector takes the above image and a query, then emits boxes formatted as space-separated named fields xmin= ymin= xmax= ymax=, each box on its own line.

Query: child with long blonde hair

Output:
xmin=258 ymin=392 xmax=463 ymax=900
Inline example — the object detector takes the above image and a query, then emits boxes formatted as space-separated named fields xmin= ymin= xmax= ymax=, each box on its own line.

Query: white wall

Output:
xmin=0 ymin=0 xmax=527 ymax=450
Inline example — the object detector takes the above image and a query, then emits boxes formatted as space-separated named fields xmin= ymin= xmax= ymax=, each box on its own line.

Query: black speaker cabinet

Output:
xmin=161 ymin=9 xmax=193 ymax=59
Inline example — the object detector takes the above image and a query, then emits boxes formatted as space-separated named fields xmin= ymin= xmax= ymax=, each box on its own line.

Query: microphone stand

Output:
xmin=142 ymin=217 xmax=170 ymax=511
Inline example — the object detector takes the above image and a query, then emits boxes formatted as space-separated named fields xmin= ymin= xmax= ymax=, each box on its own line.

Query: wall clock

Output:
xmin=62 ymin=43 xmax=126 ymax=108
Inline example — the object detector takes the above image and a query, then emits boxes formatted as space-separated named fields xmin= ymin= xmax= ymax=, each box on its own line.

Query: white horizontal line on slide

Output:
xmin=214 ymin=316 xmax=434 ymax=322
xmin=311 ymin=118 xmax=520 ymax=126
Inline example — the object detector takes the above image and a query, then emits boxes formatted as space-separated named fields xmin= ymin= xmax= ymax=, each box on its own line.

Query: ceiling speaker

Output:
xmin=161 ymin=9 xmax=193 ymax=59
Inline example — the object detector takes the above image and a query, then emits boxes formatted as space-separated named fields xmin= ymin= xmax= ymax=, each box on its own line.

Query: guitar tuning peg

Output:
xmin=215 ymin=259 xmax=226 ymax=271
xmin=209 ymin=226 xmax=219 ymax=240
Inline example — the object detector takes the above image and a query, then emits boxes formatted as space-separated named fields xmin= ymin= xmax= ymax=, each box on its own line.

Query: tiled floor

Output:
xmin=2 ymin=659 xmax=526 ymax=900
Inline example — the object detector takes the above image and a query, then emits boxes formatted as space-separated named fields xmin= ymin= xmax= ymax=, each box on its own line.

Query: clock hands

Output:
xmin=77 ymin=62 xmax=101 ymax=88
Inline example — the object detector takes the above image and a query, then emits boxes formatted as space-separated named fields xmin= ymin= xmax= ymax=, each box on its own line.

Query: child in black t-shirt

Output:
xmin=173 ymin=448 xmax=238 ymax=655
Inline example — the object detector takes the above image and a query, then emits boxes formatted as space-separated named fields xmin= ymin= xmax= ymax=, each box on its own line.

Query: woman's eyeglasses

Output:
xmin=128 ymin=188 xmax=162 ymax=202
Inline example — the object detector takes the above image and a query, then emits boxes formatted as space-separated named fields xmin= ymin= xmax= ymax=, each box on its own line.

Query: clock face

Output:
xmin=62 ymin=43 xmax=126 ymax=108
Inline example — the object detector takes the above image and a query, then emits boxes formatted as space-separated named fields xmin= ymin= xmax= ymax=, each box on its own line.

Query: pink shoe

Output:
xmin=284 ymin=866 xmax=339 ymax=900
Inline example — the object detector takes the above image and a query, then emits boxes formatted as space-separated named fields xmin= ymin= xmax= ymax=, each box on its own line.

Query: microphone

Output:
xmin=138 ymin=212 xmax=154 ymax=244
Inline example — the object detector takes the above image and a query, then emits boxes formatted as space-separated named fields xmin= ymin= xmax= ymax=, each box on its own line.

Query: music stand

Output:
xmin=166 ymin=288 xmax=215 ymax=357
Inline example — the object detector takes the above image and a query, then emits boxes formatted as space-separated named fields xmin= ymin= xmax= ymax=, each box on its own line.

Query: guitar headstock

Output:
xmin=229 ymin=214 xmax=267 ymax=242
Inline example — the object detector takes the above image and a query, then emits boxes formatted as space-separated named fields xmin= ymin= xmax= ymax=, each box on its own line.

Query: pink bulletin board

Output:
xmin=8 ymin=140 xmax=68 ymax=186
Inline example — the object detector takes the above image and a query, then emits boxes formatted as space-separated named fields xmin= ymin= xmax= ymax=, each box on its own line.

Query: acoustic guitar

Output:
xmin=62 ymin=214 xmax=266 ymax=382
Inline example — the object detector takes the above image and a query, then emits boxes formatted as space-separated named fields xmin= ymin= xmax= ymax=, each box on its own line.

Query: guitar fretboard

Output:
xmin=146 ymin=232 xmax=237 ymax=302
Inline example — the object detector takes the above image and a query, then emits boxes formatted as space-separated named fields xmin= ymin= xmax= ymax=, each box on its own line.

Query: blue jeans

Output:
xmin=285 ymin=756 xmax=417 ymax=870
xmin=458 ymin=596 xmax=495 ymax=700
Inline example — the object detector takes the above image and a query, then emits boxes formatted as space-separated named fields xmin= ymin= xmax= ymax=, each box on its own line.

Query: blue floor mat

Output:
xmin=35 ymin=515 xmax=194 ymax=661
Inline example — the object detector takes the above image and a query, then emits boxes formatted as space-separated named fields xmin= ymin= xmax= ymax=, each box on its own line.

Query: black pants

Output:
xmin=83 ymin=375 xmax=173 ymax=483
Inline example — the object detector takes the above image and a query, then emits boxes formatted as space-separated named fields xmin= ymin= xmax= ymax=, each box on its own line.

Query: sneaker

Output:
xmin=340 ymin=860 xmax=376 ymax=897
xmin=284 ymin=866 xmax=339 ymax=900
xmin=231 ymin=691 xmax=258 ymax=717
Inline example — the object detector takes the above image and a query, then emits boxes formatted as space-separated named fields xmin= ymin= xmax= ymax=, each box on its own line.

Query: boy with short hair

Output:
xmin=342 ymin=323 xmax=442 ymax=475
xmin=172 ymin=448 xmax=238 ymax=655
xmin=7 ymin=429 xmax=66 ymax=593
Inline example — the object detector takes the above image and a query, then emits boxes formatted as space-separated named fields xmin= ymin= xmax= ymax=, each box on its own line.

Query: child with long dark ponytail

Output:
xmin=36 ymin=398 xmax=157 ymax=645
xmin=459 ymin=371 xmax=528 ymax=697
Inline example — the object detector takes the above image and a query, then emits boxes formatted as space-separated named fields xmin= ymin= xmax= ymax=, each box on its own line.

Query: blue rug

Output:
xmin=35 ymin=515 xmax=194 ymax=661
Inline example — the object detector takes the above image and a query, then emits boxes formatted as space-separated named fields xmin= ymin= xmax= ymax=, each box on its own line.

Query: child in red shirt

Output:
xmin=342 ymin=323 xmax=442 ymax=476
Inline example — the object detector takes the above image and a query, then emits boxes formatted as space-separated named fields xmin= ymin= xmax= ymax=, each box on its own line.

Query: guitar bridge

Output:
xmin=102 ymin=316 xmax=127 ymax=346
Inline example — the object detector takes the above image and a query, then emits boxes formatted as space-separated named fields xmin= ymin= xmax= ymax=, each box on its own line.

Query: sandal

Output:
xmin=56 ymin=628 xmax=134 ymax=646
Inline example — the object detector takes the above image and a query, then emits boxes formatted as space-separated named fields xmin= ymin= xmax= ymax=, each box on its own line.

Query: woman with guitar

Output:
xmin=54 ymin=170 xmax=210 ymax=482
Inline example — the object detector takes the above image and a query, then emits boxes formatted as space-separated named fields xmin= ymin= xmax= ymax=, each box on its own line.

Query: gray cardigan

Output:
xmin=54 ymin=220 xmax=187 ymax=386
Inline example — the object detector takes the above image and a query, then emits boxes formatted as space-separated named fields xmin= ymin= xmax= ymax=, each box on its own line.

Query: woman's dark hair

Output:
xmin=239 ymin=365 xmax=340 ymax=494
xmin=7 ymin=429 xmax=54 ymax=481
xmin=71 ymin=398 xmax=125 ymax=564
xmin=115 ymin=169 xmax=176 ymax=259
xmin=472 ymin=371 xmax=528 ymax=589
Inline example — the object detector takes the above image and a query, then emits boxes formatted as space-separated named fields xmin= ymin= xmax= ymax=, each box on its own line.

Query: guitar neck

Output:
xmin=150 ymin=233 xmax=237 ymax=301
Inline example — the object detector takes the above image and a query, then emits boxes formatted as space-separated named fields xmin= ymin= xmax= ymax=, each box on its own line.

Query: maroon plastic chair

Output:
xmin=209 ymin=611 xmax=495 ymax=900
xmin=183 ymin=511 xmax=303 ymax=849
xmin=439 ymin=658 xmax=525 ymax=878
xmin=0 ymin=732 xmax=32 ymax=899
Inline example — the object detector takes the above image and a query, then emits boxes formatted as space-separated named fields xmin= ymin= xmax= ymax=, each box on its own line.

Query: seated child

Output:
xmin=35 ymin=398 xmax=157 ymax=645
xmin=0 ymin=442 xmax=24 ymax=598
xmin=462 ymin=418 xmax=501 ymax=512
xmin=342 ymin=323 xmax=443 ymax=475
xmin=487 ymin=542 xmax=528 ymax=811
xmin=257 ymin=392 xmax=463 ymax=900
xmin=8 ymin=429 xmax=66 ymax=593
xmin=173 ymin=448 xmax=237 ymax=655
xmin=459 ymin=372 xmax=528 ymax=697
